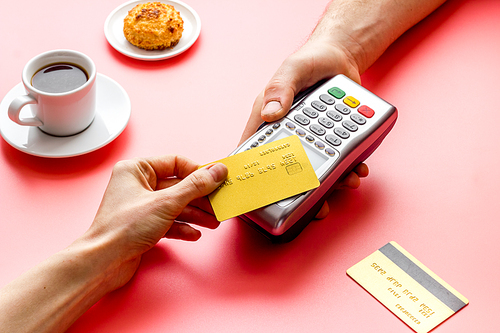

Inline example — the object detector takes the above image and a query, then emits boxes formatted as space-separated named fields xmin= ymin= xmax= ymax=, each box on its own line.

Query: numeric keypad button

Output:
xmin=318 ymin=117 xmax=334 ymax=129
xmin=334 ymin=127 xmax=350 ymax=139
xmin=342 ymin=120 xmax=358 ymax=132
xmin=326 ymin=110 xmax=343 ymax=122
xmin=350 ymin=113 xmax=366 ymax=125
xmin=335 ymin=103 xmax=351 ymax=115
xmin=311 ymin=100 xmax=327 ymax=112
xmin=325 ymin=134 xmax=342 ymax=146
xmin=319 ymin=94 xmax=335 ymax=105
xmin=310 ymin=124 xmax=326 ymax=136
xmin=294 ymin=114 xmax=310 ymax=126
xmin=303 ymin=107 xmax=319 ymax=118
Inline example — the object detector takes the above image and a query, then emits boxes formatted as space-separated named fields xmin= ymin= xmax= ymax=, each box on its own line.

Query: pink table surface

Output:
xmin=1 ymin=0 xmax=499 ymax=332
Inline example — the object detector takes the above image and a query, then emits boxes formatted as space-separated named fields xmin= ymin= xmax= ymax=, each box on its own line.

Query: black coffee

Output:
xmin=31 ymin=63 xmax=88 ymax=93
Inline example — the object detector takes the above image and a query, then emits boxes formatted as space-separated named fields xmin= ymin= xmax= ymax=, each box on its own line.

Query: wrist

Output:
xmin=308 ymin=1 xmax=399 ymax=74
xmin=72 ymin=229 xmax=140 ymax=294
xmin=308 ymin=21 xmax=382 ymax=76
xmin=297 ymin=38 xmax=362 ymax=85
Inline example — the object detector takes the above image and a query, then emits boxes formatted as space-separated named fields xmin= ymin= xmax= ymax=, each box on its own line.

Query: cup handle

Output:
xmin=8 ymin=95 xmax=43 ymax=127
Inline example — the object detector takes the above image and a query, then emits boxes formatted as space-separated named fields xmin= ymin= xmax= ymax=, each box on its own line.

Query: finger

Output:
xmin=122 ymin=155 xmax=200 ymax=192
xmin=239 ymin=90 xmax=266 ymax=145
xmin=260 ymin=46 xmax=338 ymax=122
xmin=175 ymin=204 xmax=220 ymax=229
xmin=142 ymin=155 xmax=200 ymax=182
xmin=353 ymin=162 xmax=369 ymax=178
xmin=156 ymin=177 xmax=182 ymax=190
xmin=261 ymin=42 xmax=366 ymax=123
xmin=156 ymin=178 xmax=217 ymax=215
xmin=165 ymin=163 xmax=228 ymax=213
xmin=164 ymin=222 xmax=201 ymax=241
xmin=336 ymin=162 xmax=370 ymax=189
xmin=260 ymin=57 xmax=310 ymax=122
xmin=314 ymin=201 xmax=330 ymax=219
xmin=314 ymin=163 xmax=369 ymax=218
xmin=189 ymin=196 xmax=215 ymax=215
xmin=337 ymin=171 xmax=361 ymax=189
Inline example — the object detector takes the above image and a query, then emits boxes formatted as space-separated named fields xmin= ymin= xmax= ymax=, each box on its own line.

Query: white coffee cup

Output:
xmin=8 ymin=49 xmax=97 ymax=137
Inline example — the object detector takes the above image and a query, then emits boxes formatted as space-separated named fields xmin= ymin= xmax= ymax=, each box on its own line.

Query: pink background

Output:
xmin=1 ymin=0 xmax=499 ymax=332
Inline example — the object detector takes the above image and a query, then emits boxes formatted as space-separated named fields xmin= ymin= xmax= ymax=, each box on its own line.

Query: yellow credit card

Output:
xmin=206 ymin=135 xmax=319 ymax=221
xmin=347 ymin=241 xmax=468 ymax=333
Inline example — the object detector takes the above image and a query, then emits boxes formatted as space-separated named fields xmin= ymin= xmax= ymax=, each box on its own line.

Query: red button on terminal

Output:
xmin=358 ymin=105 xmax=375 ymax=118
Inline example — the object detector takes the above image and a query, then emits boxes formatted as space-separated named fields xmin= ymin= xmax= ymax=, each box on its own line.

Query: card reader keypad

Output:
xmin=246 ymin=83 xmax=377 ymax=160
xmin=285 ymin=86 xmax=375 ymax=154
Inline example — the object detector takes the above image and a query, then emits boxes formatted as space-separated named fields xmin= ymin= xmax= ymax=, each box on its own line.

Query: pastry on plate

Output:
xmin=123 ymin=2 xmax=184 ymax=50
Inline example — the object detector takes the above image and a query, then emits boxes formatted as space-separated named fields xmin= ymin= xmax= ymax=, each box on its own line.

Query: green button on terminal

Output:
xmin=328 ymin=87 xmax=345 ymax=99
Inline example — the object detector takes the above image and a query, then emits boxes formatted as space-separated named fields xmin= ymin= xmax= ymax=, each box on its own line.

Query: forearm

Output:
xmin=0 ymin=156 xmax=226 ymax=332
xmin=0 ymin=236 xmax=122 ymax=333
xmin=310 ymin=0 xmax=447 ymax=74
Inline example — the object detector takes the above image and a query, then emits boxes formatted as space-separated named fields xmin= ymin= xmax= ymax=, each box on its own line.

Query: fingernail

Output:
xmin=262 ymin=101 xmax=282 ymax=116
xmin=206 ymin=163 xmax=228 ymax=183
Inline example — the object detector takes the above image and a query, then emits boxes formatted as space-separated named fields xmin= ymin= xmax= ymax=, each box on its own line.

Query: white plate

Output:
xmin=0 ymin=74 xmax=131 ymax=158
xmin=104 ymin=0 xmax=201 ymax=61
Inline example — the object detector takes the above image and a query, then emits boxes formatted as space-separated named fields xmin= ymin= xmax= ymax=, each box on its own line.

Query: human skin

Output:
xmin=240 ymin=0 xmax=447 ymax=217
xmin=0 ymin=156 xmax=228 ymax=332
xmin=0 ymin=1 xmax=448 ymax=332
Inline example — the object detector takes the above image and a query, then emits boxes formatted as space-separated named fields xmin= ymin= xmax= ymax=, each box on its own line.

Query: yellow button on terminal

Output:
xmin=344 ymin=96 xmax=360 ymax=108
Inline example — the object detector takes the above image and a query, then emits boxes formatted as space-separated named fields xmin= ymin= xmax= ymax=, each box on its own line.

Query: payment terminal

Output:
xmin=230 ymin=75 xmax=398 ymax=242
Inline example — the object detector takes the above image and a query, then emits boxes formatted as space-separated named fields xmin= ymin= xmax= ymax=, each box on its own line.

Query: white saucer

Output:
xmin=0 ymin=73 xmax=131 ymax=158
xmin=104 ymin=0 xmax=201 ymax=61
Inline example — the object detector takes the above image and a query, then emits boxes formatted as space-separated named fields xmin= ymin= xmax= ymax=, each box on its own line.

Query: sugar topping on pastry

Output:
xmin=123 ymin=2 xmax=184 ymax=50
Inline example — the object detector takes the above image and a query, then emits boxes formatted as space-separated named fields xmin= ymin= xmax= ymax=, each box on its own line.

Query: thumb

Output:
xmin=167 ymin=163 xmax=228 ymax=209
xmin=260 ymin=75 xmax=299 ymax=123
